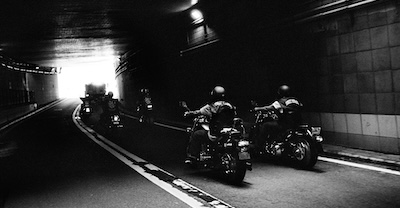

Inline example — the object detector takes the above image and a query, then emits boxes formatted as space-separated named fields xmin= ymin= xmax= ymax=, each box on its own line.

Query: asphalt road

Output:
xmin=1 ymin=98 xmax=400 ymax=208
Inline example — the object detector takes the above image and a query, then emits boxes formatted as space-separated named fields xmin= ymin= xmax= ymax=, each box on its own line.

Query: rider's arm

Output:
xmin=184 ymin=110 xmax=198 ymax=117
xmin=184 ymin=104 xmax=210 ymax=117
xmin=254 ymin=105 xmax=272 ymax=111
xmin=254 ymin=101 xmax=281 ymax=112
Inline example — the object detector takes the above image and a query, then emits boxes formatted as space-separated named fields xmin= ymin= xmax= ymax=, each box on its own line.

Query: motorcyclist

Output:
xmin=100 ymin=91 xmax=119 ymax=124
xmin=184 ymin=86 xmax=236 ymax=165
xmin=253 ymin=85 xmax=303 ymax=152
xmin=137 ymin=88 xmax=153 ymax=123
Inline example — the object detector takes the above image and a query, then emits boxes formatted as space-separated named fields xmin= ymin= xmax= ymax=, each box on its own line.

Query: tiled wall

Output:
xmin=301 ymin=1 xmax=400 ymax=154
xmin=314 ymin=2 xmax=400 ymax=114
xmin=303 ymin=112 xmax=400 ymax=154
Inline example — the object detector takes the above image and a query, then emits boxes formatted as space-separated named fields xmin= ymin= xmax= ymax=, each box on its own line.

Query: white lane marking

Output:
xmin=121 ymin=114 xmax=400 ymax=177
xmin=319 ymin=156 xmax=400 ymax=176
xmin=121 ymin=113 xmax=186 ymax=132
xmin=73 ymin=106 xmax=234 ymax=208
xmin=154 ymin=122 xmax=187 ymax=132
xmin=0 ymin=99 xmax=64 ymax=132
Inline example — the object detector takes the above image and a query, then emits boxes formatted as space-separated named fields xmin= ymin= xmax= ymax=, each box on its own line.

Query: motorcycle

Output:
xmin=101 ymin=98 xmax=123 ymax=129
xmin=180 ymin=101 xmax=252 ymax=184
xmin=79 ymin=97 xmax=93 ymax=120
xmin=136 ymin=101 xmax=154 ymax=124
xmin=250 ymin=101 xmax=323 ymax=169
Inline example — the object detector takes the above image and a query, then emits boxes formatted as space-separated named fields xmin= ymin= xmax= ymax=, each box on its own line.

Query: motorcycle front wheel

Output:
xmin=220 ymin=153 xmax=246 ymax=184
xmin=291 ymin=137 xmax=318 ymax=169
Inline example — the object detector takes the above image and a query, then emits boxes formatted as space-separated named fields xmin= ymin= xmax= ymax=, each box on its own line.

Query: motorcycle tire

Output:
xmin=220 ymin=153 xmax=246 ymax=184
xmin=292 ymin=137 xmax=318 ymax=169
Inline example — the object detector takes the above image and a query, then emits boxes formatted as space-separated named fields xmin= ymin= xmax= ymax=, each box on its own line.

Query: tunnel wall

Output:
xmin=0 ymin=64 xmax=59 ymax=127
xmin=116 ymin=0 xmax=400 ymax=154
xmin=26 ymin=73 xmax=59 ymax=106
xmin=299 ymin=1 xmax=400 ymax=154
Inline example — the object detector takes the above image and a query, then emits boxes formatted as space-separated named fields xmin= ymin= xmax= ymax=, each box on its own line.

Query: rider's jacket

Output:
xmin=197 ymin=101 xmax=236 ymax=138
xmin=271 ymin=97 xmax=302 ymax=128
xmin=271 ymin=97 xmax=302 ymax=113
xmin=103 ymin=98 xmax=119 ymax=114
xmin=198 ymin=101 xmax=235 ymax=118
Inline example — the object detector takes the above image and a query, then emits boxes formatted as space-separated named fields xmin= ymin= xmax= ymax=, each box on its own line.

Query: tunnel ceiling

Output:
xmin=0 ymin=0 xmax=304 ymax=68
xmin=0 ymin=0 xmax=193 ymax=67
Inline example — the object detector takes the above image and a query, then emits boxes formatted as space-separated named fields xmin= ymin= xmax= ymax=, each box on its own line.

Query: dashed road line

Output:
xmin=121 ymin=113 xmax=186 ymax=132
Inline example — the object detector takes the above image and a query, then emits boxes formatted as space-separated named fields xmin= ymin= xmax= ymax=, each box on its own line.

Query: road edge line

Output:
xmin=72 ymin=105 xmax=235 ymax=208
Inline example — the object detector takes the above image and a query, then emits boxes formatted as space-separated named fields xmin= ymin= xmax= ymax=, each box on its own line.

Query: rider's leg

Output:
xmin=186 ymin=129 xmax=208 ymax=163
xmin=256 ymin=121 xmax=280 ymax=151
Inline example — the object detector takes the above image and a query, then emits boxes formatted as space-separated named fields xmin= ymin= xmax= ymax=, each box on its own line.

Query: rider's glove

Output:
xmin=184 ymin=111 xmax=193 ymax=117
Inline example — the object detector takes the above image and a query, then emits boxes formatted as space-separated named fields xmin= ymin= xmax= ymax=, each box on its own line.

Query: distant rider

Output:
xmin=184 ymin=86 xmax=236 ymax=165
xmin=100 ymin=91 xmax=118 ymax=123
xmin=137 ymin=88 xmax=153 ymax=123
xmin=253 ymin=85 xmax=303 ymax=151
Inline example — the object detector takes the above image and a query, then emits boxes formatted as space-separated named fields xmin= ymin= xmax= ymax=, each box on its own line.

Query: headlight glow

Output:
xmin=238 ymin=140 xmax=249 ymax=147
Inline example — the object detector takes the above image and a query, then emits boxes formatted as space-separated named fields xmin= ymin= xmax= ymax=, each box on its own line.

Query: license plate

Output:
xmin=238 ymin=152 xmax=250 ymax=160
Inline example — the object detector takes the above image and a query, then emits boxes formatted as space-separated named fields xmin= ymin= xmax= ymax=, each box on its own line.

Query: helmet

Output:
xmin=211 ymin=86 xmax=225 ymax=101
xmin=141 ymin=88 xmax=149 ymax=94
xmin=277 ymin=85 xmax=290 ymax=98
xmin=107 ymin=91 xmax=114 ymax=98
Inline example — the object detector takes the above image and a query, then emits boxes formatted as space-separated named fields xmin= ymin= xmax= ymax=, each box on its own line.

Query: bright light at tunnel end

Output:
xmin=58 ymin=58 xmax=119 ymax=99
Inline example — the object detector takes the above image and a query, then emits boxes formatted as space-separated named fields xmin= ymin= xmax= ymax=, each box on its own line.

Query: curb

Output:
xmin=321 ymin=146 xmax=400 ymax=168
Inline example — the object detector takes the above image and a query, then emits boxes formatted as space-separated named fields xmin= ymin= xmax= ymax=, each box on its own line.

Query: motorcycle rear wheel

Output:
xmin=220 ymin=153 xmax=246 ymax=184
xmin=292 ymin=137 xmax=318 ymax=169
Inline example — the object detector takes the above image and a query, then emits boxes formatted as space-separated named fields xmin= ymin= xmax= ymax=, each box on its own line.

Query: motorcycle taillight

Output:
xmin=113 ymin=115 xmax=120 ymax=121
xmin=311 ymin=127 xmax=321 ymax=135
xmin=238 ymin=140 xmax=249 ymax=147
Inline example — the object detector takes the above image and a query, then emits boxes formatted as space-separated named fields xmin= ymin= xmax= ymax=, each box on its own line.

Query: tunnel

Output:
xmin=1 ymin=0 xmax=400 ymax=156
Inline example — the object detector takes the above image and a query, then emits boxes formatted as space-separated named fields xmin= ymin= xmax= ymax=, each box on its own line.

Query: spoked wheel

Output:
xmin=220 ymin=153 xmax=246 ymax=184
xmin=292 ymin=137 xmax=318 ymax=169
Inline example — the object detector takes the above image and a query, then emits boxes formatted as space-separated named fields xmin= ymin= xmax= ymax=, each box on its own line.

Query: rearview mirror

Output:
xmin=179 ymin=101 xmax=187 ymax=108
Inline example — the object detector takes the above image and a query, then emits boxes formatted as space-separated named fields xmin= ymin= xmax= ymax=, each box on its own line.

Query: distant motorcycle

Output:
xmin=79 ymin=97 xmax=93 ymax=120
xmin=180 ymin=101 xmax=252 ymax=184
xmin=137 ymin=88 xmax=154 ymax=124
xmin=101 ymin=98 xmax=123 ymax=129
xmin=136 ymin=101 xmax=153 ymax=124
xmin=250 ymin=101 xmax=323 ymax=169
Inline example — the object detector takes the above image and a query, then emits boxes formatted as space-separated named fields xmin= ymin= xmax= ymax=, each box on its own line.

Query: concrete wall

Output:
xmin=0 ymin=104 xmax=37 ymax=127
xmin=299 ymin=1 xmax=400 ymax=154
xmin=0 ymin=64 xmax=59 ymax=127
xmin=26 ymin=73 xmax=59 ymax=106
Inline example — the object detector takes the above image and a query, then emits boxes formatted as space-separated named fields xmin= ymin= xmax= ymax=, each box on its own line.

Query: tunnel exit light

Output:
xmin=190 ymin=9 xmax=204 ymax=24
xmin=58 ymin=58 xmax=119 ymax=99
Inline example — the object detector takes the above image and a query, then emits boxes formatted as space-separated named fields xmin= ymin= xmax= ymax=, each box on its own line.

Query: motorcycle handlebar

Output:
xmin=183 ymin=111 xmax=193 ymax=118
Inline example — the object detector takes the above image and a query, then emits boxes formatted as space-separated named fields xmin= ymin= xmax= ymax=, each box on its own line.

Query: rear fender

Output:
xmin=286 ymin=128 xmax=316 ymax=150
xmin=287 ymin=128 xmax=321 ymax=158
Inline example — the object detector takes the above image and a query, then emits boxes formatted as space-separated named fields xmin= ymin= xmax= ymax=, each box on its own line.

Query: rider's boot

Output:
xmin=184 ymin=155 xmax=197 ymax=165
